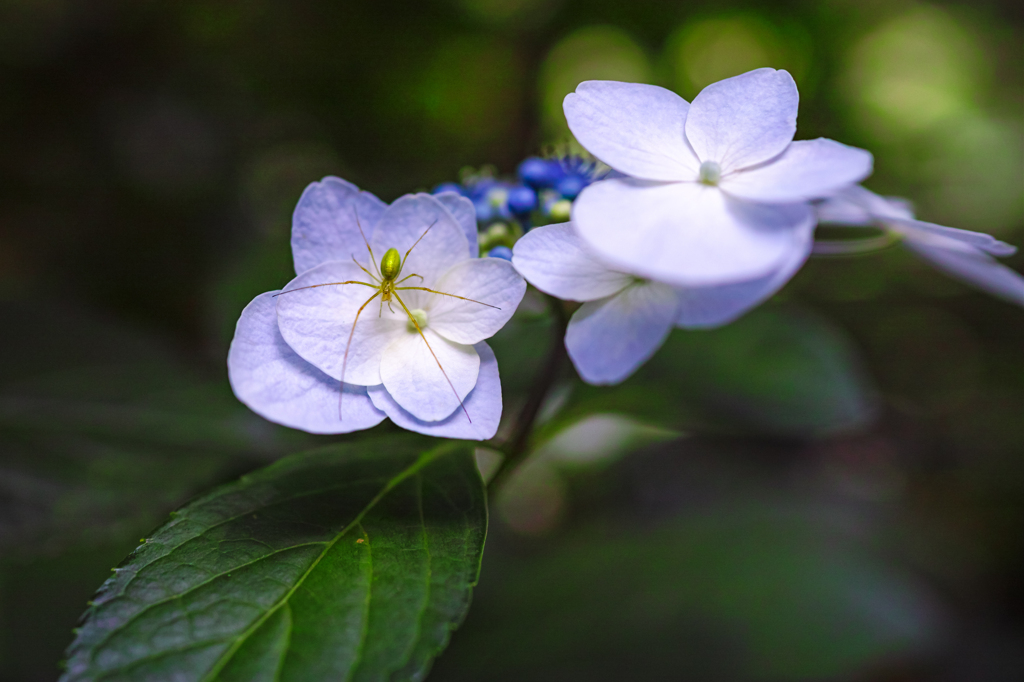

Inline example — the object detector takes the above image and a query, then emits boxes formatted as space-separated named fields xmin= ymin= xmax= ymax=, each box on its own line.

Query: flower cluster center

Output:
xmin=407 ymin=308 xmax=429 ymax=332
xmin=698 ymin=160 xmax=721 ymax=185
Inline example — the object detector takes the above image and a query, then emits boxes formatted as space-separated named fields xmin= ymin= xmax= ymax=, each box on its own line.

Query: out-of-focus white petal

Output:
xmin=512 ymin=222 xmax=634 ymax=301
xmin=380 ymin=328 xmax=480 ymax=422
xmin=817 ymin=185 xmax=913 ymax=225
xmin=435 ymin=191 xmax=479 ymax=257
xmin=369 ymin=194 xmax=470 ymax=286
xmin=893 ymin=218 xmax=1018 ymax=257
xmin=722 ymin=139 xmax=873 ymax=203
xmin=675 ymin=222 xmax=813 ymax=328
xmin=291 ymin=176 xmax=387 ymax=276
xmin=904 ymin=241 xmax=1024 ymax=306
xmin=424 ymin=258 xmax=526 ymax=345
xmin=276 ymin=261 xmax=404 ymax=385
xmin=573 ymin=178 xmax=814 ymax=286
xmin=564 ymin=81 xmax=698 ymax=181
xmin=368 ymin=342 xmax=501 ymax=440
xmin=228 ymin=292 xmax=386 ymax=434
xmin=566 ymin=281 xmax=679 ymax=385
xmin=685 ymin=68 xmax=798 ymax=173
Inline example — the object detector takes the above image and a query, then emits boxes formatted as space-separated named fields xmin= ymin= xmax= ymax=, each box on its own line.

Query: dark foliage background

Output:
xmin=1 ymin=0 xmax=1022 ymax=680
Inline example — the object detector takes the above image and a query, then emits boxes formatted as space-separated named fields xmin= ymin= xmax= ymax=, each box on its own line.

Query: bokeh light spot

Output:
xmin=540 ymin=25 xmax=652 ymax=142
xmin=663 ymin=15 xmax=806 ymax=99
xmin=845 ymin=7 xmax=987 ymax=134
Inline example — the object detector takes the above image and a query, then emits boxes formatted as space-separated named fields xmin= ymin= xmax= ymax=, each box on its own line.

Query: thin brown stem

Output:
xmin=488 ymin=294 xmax=570 ymax=491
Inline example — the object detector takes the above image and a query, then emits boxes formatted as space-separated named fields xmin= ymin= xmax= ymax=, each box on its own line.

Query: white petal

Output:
xmin=563 ymin=81 xmax=698 ymax=181
xmin=368 ymin=342 xmax=501 ymax=440
xmin=512 ymin=222 xmax=634 ymax=301
xmin=685 ymin=68 xmax=799 ymax=173
xmin=369 ymin=193 xmax=470 ymax=287
xmin=275 ymin=261 xmax=404 ymax=385
xmin=904 ymin=241 xmax=1024 ymax=306
xmin=815 ymin=195 xmax=873 ymax=225
xmin=380 ymin=328 xmax=481 ymax=422
xmin=573 ymin=178 xmax=814 ymax=286
xmin=721 ymin=139 xmax=874 ymax=204
xmin=435 ymin=191 xmax=479 ymax=257
xmin=675 ymin=222 xmax=813 ymax=328
xmin=892 ymin=218 xmax=1018 ymax=257
xmin=566 ymin=281 xmax=679 ymax=385
xmin=424 ymin=258 xmax=526 ymax=345
xmin=291 ymin=176 xmax=387 ymax=276
xmin=228 ymin=292 xmax=386 ymax=434
xmin=835 ymin=185 xmax=916 ymax=221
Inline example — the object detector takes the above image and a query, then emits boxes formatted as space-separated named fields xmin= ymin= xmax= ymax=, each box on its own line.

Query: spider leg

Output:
xmin=394 ymin=273 xmax=424 ymax=285
xmin=352 ymin=256 xmax=380 ymax=283
xmin=338 ymin=289 xmax=382 ymax=420
xmin=400 ymin=219 xmax=439 ymax=270
xmin=353 ymin=208 xmax=383 ymax=280
xmin=273 ymin=280 xmax=376 ymax=297
xmin=392 ymin=290 xmax=471 ymax=423
xmin=395 ymin=286 xmax=501 ymax=310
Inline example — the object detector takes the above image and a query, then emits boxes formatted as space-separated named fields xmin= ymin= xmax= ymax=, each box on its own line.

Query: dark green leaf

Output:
xmin=61 ymin=435 xmax=487 ymax=682
xmin=0 ymin=301 xmax=318 ymax=555
xmin=551 ymin=306 xmax=878 ymax=439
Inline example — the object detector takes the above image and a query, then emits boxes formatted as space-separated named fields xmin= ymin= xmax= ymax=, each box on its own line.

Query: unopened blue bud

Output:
xmin=556 ymin=174 xmax=587 ymax=200
xmin=433 ymin=182 xmax=464 ymax=196
xmin=518 ymin=157 xmax=560 ymax=189
xmin=507 ymin=185 xmax=537 ymax=215
xmin=474 ymin=198 xmax=494 ymax=223
xmin=488 ymin=245 xmax=513 ymax=261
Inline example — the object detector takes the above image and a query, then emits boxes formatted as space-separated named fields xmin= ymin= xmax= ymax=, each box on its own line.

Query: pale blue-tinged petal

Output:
xmin=435 ymin=191 xmax=479 ymax=257
xmin=380 ymin=328 xmax=480 ymax=422
xmin=815 ymin=195 xmax=874 ymax=225
xmin=228 ymin=292 xmax=386 ymax=434
xmin=892 ymin=218 xmax=1018 ymax=257
xmin=573 ymin=177 xmax=814 ymax=286
xmin=512 ymin=222 xmax=634 ymax=301
xmin=816 ymin=186 xmax=1018 ymax=257
xmin=425 ymin=257 xmax=526 ymax=345
xmin=369 ymin=193 xmax=470 ymax=287
xmin=566 ymin=281 xmax=679 ymax=385
xmin=685 ymin=68 xmax=798 ymax=173
xmin=904 ymin=241 xmax=1024 ymax=306
xmin=291 ymin=176 xmax=387 ymax=276
xmin=368 ymin=342 xmax=501 ymax=440
xmin=564 ymin=81 xmax=698 ymax=181
xmin=817 ymin=185 xmax=914 ymax=224
xmin=276 ymin=261 xmax=405 ymax=385
xmin=675 ymin=221 xmax=813 ymax=327
xmin=721 ymin=139 xmax=873 ymax=203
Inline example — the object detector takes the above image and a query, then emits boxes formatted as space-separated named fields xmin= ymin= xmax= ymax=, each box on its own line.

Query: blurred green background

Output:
xmin=1 ymin=0 xmax=1022 ymax=680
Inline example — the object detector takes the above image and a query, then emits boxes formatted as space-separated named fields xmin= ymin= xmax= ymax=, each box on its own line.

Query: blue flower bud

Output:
xmin=556 ymin=174 xmax=587 ymax=200
xmin=506 ymin=185 xmax=537 ymax=215
xmin=432 ymin=182 xmax=464 ymax=196
xmin=474 ymin=198 xmax=494 ymax=223
xmin=487 ymin=245 xmax=513 ymax=261
xmin=518 ymin=157 xmax=560 ymax=189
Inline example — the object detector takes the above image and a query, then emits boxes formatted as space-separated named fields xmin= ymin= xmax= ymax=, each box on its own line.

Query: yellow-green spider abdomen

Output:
xmin=380 ymin=248 xmax=402 ymax=281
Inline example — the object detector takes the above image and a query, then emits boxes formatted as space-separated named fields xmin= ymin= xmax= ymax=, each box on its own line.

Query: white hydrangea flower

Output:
xmin=564 ymin=68 xmax=873 ymax=287
xmin=512 ymin=221 xmax=809 ymax=384
xmin=228 ymin=177 xmax=526 ymax=439
xmin=816 ymin=185 xmax=1024 ymax=305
